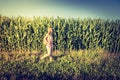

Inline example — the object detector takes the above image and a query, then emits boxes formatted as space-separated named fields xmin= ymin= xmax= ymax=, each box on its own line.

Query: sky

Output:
xmin=0 ymin=0 xmax=120 ymax=19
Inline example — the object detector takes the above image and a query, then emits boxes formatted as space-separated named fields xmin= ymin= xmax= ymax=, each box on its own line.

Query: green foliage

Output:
xmin=0 ymin=16 xmax=120 ymax=53
xmin=0 ymin=49 xmax=120 ymax=80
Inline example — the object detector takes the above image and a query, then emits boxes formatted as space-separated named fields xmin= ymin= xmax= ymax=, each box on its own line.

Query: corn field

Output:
xmin=0 ymin=15 xmax=120 ymax=53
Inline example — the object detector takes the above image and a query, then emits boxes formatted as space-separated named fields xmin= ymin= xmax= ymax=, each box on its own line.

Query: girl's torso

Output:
xmin=46 ymin=34 xmax=53 ymax=47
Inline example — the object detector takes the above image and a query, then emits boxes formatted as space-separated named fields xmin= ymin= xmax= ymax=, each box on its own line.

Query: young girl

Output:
xmin=41 ymin=27 xmax=53 ymax=61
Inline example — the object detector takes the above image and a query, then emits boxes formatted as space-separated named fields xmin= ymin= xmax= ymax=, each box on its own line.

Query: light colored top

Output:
xmin=44 ymin=33 xmax=53 ymax=47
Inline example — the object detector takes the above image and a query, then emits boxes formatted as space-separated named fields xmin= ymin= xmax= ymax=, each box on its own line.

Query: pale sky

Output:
xmin=0 ymin=0 xmax=120 ymax=19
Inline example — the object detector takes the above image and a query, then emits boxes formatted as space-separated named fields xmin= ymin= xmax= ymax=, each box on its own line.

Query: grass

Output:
xmin=0 ymin=48 xmax=120 ymax=80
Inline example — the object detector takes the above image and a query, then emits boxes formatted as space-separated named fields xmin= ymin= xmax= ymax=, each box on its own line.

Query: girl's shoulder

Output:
xmin=46 ymin=33 xmax=49 ymax=36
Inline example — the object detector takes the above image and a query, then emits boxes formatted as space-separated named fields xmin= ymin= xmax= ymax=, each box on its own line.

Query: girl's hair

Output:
xmin=48 ymin=27 xmax=53 ymax=34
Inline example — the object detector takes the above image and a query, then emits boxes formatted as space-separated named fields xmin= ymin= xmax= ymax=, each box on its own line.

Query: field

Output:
xmin=0 ymin=15 xmax=120 ymax=80
xmin=0 ymin=49 xmax=120 ymax=80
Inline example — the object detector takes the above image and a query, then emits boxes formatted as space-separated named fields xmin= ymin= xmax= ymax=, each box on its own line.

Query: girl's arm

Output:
xmin=43 ymin=34 xmax=48 ymax=44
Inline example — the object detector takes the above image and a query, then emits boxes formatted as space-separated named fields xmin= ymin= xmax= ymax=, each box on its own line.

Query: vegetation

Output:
xmin=0 ymin=15 xmax=120 ymax=53
xmin=0 ymin=49 xmax=120 ymax=80
xmin=0 ymin=15 xmax=120 ymax=79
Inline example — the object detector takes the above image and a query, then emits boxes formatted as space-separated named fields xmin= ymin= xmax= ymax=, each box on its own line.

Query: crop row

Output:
xmin=0 ymin=16 xmax=120 ymax=53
